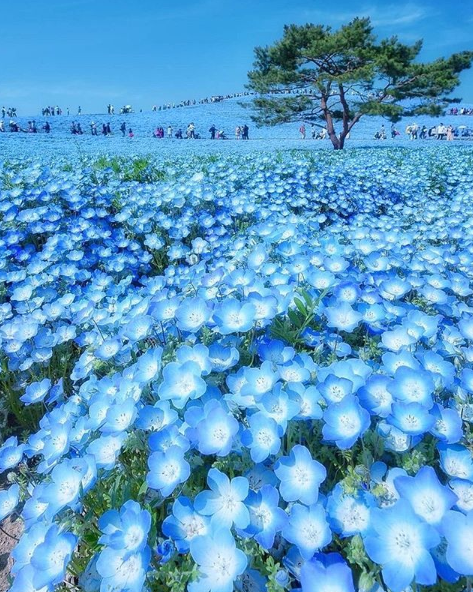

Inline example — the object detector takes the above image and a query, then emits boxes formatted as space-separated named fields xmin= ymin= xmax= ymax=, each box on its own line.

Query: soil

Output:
xmin=0 ymin=514 xmax=21 ymax=592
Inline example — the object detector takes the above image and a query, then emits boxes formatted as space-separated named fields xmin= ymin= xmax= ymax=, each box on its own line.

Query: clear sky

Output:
xmin=1 ymin=0 xmax=473 ymax=115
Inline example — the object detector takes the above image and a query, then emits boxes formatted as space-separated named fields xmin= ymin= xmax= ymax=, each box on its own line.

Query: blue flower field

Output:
xmin=1 ymin=105 xmax=473 ymax=592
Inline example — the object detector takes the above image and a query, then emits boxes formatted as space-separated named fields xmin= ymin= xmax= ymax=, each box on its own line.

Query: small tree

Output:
xmin=246 ymin=17 xmax=473 ymax=149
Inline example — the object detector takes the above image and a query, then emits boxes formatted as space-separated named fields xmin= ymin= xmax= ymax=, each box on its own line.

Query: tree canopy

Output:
xmin=246 ymin=17 xmax=473 ymax=149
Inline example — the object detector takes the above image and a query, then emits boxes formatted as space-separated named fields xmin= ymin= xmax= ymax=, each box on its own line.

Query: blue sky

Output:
xmin=1 ymin=0 xmax=473 ymax=115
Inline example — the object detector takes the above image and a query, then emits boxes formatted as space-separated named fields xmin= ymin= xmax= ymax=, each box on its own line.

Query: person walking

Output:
xmin=209 ymin=124 xmax=216 ymax=139
xmin=187 ymin=122 xmax=195 ymax=138
xmin=167 ymin=125 xmax=173 ymax=138
xmin=447 ymin=125 xmax=454 ymax=141
xmin=299 ymin=124 xmax=306 ymax=139
xmin=120 ymin=121 xmax=126 ymax=137
xmin=242 ymin=124 xmax=249 ymax=140
xmin=235 ymin=125 xmax=241 ymax=140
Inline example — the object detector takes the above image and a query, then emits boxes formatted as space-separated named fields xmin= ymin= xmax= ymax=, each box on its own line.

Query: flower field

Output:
xmin=1 ymin=144 xmax=473 ymax=592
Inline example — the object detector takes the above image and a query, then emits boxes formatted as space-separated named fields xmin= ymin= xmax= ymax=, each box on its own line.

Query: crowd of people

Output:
xmin=371 ymin=122 xmax=473 ymax=141
xmin=448 ymin=106 xmax=473 ymax=115
xmin=1 ymin=106 xmax=17 ymax=118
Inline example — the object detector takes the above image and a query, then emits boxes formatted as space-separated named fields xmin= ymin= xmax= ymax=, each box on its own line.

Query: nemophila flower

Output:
xmin=326 ymin=483 xmax=374 ymax=537
xmin=135 ymin=400 xmax=177 ymax=431
xmin=387 ymin=366 xmax=434 ymax=409
xmin=8 ymin=564 xmax=51 ymax=592
xmin=213 ymin=298 xmax=256 ymax=335
xmin=195 ymin=468 xmax=250 ymax=529
xmin=324 ymin=302 xmax=362 ymax=332
xmin=86 ymin=433 xmax=127 ymax=470
xmin=241 ymin=412 xmax=282 ymax=463
xmin=323 ymin=395 xmax=370 ymax=449
xmin=100 ymin=398 xmax=137 ymax=434
xmin=388 ymin=402 xmax=435 ymax=435
xmin=287 ymin=383 xmax=323 ymax=420
xmin=148 ymin=425 xmax=190 ymax=453
xmin=150 ymin=296 xmax=180 ymax=322
xmin=158 ymin=360 xmax=207 ymax=409
xmin=11 ymin=523 xmax=50 ymax=576
xmin=39 ymin=458 xmax=85 ymax=517
xmin=0 ymin=482 xmax=19 ymax=521
xmin=394 ymin=466 xmax=458 ymax=526
xmin=458 ymin=316 xmax=473 ymax=341
xmin=438 ymin=443 xmax=473 ymax=481
xmin=247 ymin=292 xmax=277 ymax=323
xmin=122 ymin=314 xmax=154 ymax=342
xmin=240 ymin=360 xmax=279 ymax=400
xmin=147 ymin=445 xmax=190 ymax=497
xmin=208 ymin=341 xmax=240 ymax=372
xmin=163 ymin=496 xmax=210 ymax=552
xmin=442 ymin=510 xmax=473 ymax=575
xmin=333 ymin=281 xmax=361 ymax=304
xmin=175 ymin=297 xmax=211 ymax=332
xmin=429 ymin=404 xmax=463 ymax=444
xmin=176 ymin=344 xmax=212 ymax=376
xmin=98 ymin=500 xmax=151 ymax=557
xmin=20 ymin=377 xmax=51 ymax=405
xmin=94 ymin=337 xmax=121 ymax=361
xmin=283 ymin=502 xmax=331 ymax=560
xmin=381 ymin=326 xmax=417 ymax=352
xmin=274 ymin=445 xmax=326 ymax=505
xmin=358 ymin=374 xmax=393 ymax=417
xmin=30 ymin=524 xmax=78 ymax=589
xmin=39 ymin=421 xmax=72 ymax=470
xmin=257 ymin=339 xmax=294 ymax=364
xmin=277 ymin=358 xmax=311 ymax=384
xmin=0 ymin=436 xmax=25 ymax=472
xmin=156 ymin=539 xmax=175 ymax=564
xmin=21 ymin=482 xmax=49 ymax=529
xmin=257 ymin=384 xmax=299 ymax=432
xmin=377 ymin=421 xmax=418 ymax=453
xmin=194 ymin=400 xmax=239 ymax=456
xmin=238 ymin=484 xmax=287 ymax=550
xmin=300 ymin=553 xmax=355 ymax=592
xmin=189 ymin=528 xmax=247 ymax=592
xmin=96 ymin=547 xmax=151 ymax=592
xmin=316 ymin=358 xmax=371 ymax=393
xmin=449 ymin=479 xmax=473 ymax=513
xmin=364 ymin=499 xmax=440 ymax=592
xmin=417 ymin=351 xmax=455 ymax=389
xmin=379 ymin=277 xmax=411 ymax=300
xmin=318 ymin=374 xmax=353 ymax=404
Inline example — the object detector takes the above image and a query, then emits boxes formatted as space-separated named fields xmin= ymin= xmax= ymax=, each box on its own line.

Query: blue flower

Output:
xmin=96 ymin=547 xmax=151 ymax=592
xmin=241 ymin=412 xmax=282 ymax=463
xmin=300 ymin=553 xmax=355 ymax=592
xmin=0 ymin=436 xmax=25 ymax=472
xmin=147 ymin=445 xmax=190 ymax=497
xmin=194 ymin=400 xmax=239 ymax=456
xmin=30 ymin=524 xmax=77 ymax=588
xmin=158 ymin=360 xmax=207 ymax=409
xmin=326 ymin=483 xmax=374 ymax=537
xmin=20 ymin=378 xmax=51 ymax=405
xmin=388 ymin=402 xmax=435 ymax=435
xmin=0 ymin=482 xmax=19 ymax=521
xmin=238 ymin=484 xmax=287 ymax=550
xmin=213 ymin=298 xmax=256 ymax=334
xmin=387 ymin=366 xmax=434 ymax=408
xmin=442 ymin=509 xmax=473 ymax=575
xmin=195 ymin=468 xmax=250 ymax=529
xmin=282 ymin=502 xmax=331 ymax=559
xmin=274 ymin=445 xmax=326 ymax=505
xmin=322 ymin=395 xmax=370 ymax=449
xmin=438 ymin=443 xmax=473 ymax=481
xmin=98 ymin=500 xmax=151 ymax=557
xmin=189 ymin=528 xmax=248 ymax=592
xmin=162 ymin=496 xmax=210 ymax=552
xmin=394 ymin=466 xmax=458 ymax=525
xmin=364 ymin=499 xmax=440 ymax=592
xmin=324 ymin=302 xmax=362 ymax=333
xmin=175 ymin=297 xmax=211 ymax=332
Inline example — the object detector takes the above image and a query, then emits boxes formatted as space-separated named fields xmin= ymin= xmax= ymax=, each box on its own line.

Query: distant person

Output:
xmin=77 ymin=123 xmax=83 ymax=134
xmin=447 ymin=125 xmax=454 ymax=141
xmin=1 ymin=106 xmax=5 ymax=118
xmin=102 ymin=123 xmax=108 ymax=136
xmin=78 ymin=106 xmax=82 ymax=115
xmin=90 ymin=121 xmax=97 ymax=135
xmin=106 ymin=122 xmax=112 ymax=135
xmin=120 ymin=121 xmax=126 ymax=137
xmin=43 ymin=121 xmax=51 ymax=133
xmin=128 ymin=128 xmax=134 ymax=138
xmin=235 ymin=125 xmax=241 ymax=140
xmin=299 ymin=124 xmax=306 ymax=139
xmin=0 ymin=120 xmax=4 ymax=132
xmin=187 ymin=122 xmax=195 ymax=138
xmin=175 ymin=128 xmax=183 ymax=139
xmin=66 ymin=107 xmax=70 ymax=116
xmin=209 ymin=124 xmax=216 ymax=139
xmin=242 ymin=124 xmax=249 ymax=140
xmin=167 ymin=125 xmax=173 ymax=138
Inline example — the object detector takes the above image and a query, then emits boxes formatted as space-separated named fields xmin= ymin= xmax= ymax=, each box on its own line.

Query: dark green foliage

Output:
xmin=246 ymin=17 xmax=473 ymax=149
